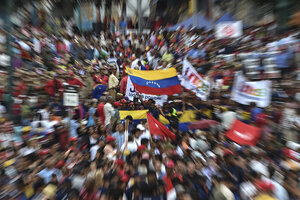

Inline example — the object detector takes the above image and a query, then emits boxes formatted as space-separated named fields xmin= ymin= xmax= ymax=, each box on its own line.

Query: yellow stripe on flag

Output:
xmin=120 ymin=110 xmax=149 ymax=120
xmin=159 ymin=110 xmax=199 ymax=124
xmin=125 ymin=68 xmax=178 ymax=81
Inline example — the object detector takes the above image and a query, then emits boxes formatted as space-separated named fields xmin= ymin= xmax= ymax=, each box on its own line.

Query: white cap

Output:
xmin=137 ymin=124 xmax=145 ymax=131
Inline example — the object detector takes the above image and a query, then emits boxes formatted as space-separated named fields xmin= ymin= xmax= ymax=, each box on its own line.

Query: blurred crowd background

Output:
xmin=0 ymin=0 xmax=300 ymax=200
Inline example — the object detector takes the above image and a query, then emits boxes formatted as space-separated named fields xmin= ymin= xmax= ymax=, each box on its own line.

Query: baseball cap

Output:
xmin=137 ymin=124 xmax=145 ymax=131
xmin=165 ymin=160 xmax=175 ymax=168
xmin=106 ymin=136 xmax=116 ymax=143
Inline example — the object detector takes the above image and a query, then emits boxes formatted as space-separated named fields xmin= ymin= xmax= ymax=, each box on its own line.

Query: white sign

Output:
xmin=63 ymin=93 xmax=79 ymax=107
xmin=215 ymin=21 xmax=243 ymax=39
xmin=125 ymin=77 xmax=167 ymax=106
xmin=231 ymin=72 xmax=271 ymax=107
xmin=181 ymin=59 xmax=210 ymax=101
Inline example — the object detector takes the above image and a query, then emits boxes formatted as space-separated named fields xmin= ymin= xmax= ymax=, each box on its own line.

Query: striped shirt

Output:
xmin=112 ymin=131 xmax=125 ymax=150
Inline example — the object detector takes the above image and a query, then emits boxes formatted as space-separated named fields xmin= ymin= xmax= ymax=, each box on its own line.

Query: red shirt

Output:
xmin=67 ymin=78 xmax=83 ymax=88
xmin=97 ymin=103 xmax=105 ymax=125
xmin=163 ymin=175 xmax=174 ymax=193
xmin=13 ymin=82 xmax=26 ymax=97
xmin=120 ymin=76 xmax=128 ymax=94
xmin=44 ymin=79 xmax=64 ymax=96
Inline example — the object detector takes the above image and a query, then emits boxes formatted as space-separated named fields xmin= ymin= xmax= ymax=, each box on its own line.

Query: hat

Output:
xmin=137 ymin=145 xmax=146 ymax=151
xmin=106 ymin=136 xmax=116 ymax=143
xmin=114 ymin=102 xmax=123 ymax=107
xmin=69 ymin=137 xmax=78 ymax=142
xmin=165 ymin=160 xmax=175 ymax=168
xmin=121 ymin=99 xmax=127 ymax=104
xmin=116 ymin=159 xmax=124 ymax=168
xmin=137 ymin=124 xmax=145 ymax=131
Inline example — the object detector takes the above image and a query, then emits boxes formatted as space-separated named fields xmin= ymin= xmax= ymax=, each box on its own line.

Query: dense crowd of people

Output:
xmin=0 ymin=18 xmax=300 ymax=200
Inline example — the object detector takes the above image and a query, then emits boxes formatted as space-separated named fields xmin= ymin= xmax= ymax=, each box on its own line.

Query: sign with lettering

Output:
xmin=181 ymin=59 xmax=210 ymax=101
xmin=63 ymin=85 xmax=79 ymax=107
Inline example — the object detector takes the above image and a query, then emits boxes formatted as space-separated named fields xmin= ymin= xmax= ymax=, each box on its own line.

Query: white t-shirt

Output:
xmin=90 ymin=145 xmax=99 ymax=161
xmin=139 ymin=129 xmax=151 ymax=140
xmin=104 ymin=103 xmax=114 ymax=126
xmin=131 ymin=58 xmax=140 ymax=69
xmin=37 ymin=109 xmax=49 ymax=120
xmin=121 ymin=141 xmax=137 ymax=153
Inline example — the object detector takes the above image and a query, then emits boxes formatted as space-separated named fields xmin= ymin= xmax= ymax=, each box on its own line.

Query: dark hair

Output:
xmin=132 ymin=128 xmax=140 ymax=135
xmin=128 ymin=135 xmax=134 ymax=142
xmin=141 ymin=138 xmax=149 ymax=146
xmin=125 ymin=115 xmax=133 ymax=121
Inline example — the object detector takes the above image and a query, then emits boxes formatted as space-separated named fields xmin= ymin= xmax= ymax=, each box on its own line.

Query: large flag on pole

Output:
xmin=147 ymin=112 xmax=176 ymax=140
xmin=181 ymin=59 xmax=210 ymax=100
xmin=125 ymin=68 xmax=182 ymax=95
xmin=225 ymin=120 xmax=261 ymax=146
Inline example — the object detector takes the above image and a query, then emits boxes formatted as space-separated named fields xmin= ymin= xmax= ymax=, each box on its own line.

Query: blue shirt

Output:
xmin=276 ymin=51 xmax=293 ymax=69
xmin=37 ymin=168 xmax=62 ymax=184
xmin=70 ymin=120 xmax=79 ymax=138
xmin=112 ymin=131 xmax=125 ymax=150
xmin=87 ymin=107 xmax=96 ymax=127
xmin=92 ymin=84 xmax=107 ymax=100
xmin=251 ymin=107 xmax=263 ymax=122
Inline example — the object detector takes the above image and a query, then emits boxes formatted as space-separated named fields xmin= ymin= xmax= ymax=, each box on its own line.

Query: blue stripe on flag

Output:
xmin=130 ymin=76 xmax=180 ymax=89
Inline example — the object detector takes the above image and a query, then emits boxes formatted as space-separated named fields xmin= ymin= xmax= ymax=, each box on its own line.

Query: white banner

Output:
xmin=125 ymin=77 xmax=167 ymax=106
xmin=181 ymin=59 xmax=210 ymax=101
xmin=215 ymin=21 xmax=243 ymax=39
xmin=231 ymin=72 xmax=271 ymax=107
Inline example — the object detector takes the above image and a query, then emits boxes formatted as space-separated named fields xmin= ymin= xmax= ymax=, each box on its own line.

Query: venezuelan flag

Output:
xmin=126 ymin=68 xmax=182 ymax=95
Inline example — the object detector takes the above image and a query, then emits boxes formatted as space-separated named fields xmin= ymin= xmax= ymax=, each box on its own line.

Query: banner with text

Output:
xmin=181 ymin=59 xmax=210 ymax=101
xmin=125 ymin=77 xmax=167 ymax=106
xmin=231 ymin=72 xmax=271 ymax=107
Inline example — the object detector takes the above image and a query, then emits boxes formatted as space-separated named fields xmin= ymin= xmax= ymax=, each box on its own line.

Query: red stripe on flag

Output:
xmin=133 ymin=84 xmax=182 ymax=95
